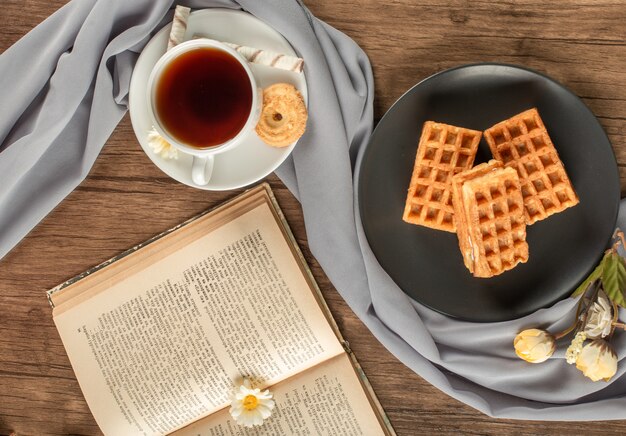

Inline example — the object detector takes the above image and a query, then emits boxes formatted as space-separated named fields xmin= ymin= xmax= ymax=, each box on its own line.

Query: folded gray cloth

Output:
xmin=1 ymin=0 xmax=624 ymax=420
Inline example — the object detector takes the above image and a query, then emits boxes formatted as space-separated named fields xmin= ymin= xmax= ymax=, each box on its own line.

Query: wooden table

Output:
xmin=1 ymin=1 xmax=625 ymax=435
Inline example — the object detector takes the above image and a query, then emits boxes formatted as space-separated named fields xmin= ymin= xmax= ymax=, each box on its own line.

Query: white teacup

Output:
xmin=146 ymin=39 xmax=261 ymax=186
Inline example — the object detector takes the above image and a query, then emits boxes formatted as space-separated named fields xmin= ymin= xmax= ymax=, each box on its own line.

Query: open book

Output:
xmin=48 ymin=184 xmax=395 ymax=436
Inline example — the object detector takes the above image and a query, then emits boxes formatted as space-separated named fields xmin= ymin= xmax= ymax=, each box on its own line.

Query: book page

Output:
xmin=53 ymin=199 xmax=344 ymax=436
xmin=172 ymin=353 xmax=387 ymax=436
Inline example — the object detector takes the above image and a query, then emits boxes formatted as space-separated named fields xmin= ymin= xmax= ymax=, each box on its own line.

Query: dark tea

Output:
xmin=155 ymin=47 xmax=253 ymax=149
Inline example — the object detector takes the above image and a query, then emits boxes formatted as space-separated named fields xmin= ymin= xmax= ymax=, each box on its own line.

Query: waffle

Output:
xmin=452 ymin=161 xmax=529 ymax=278
xmin=403 ymin=121 xmax=481 ymax=232
xmin=484 ymin=108 xmax=579 ymax=225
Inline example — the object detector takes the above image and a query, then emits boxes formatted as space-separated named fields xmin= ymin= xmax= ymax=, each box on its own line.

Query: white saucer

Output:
xmin=129 ymin=9 xmax=308 ymax=190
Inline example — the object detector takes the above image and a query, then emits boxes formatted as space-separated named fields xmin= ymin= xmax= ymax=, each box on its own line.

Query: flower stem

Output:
xmin=612 ymin=321 xmax=626 ymax=330
xmin=609 ymin=300 xmax=620 ymax=339
xmin=555 ymin=323 xmax=577 ymax=340
xmin=554 ymin=286 xmax=595 ymax=340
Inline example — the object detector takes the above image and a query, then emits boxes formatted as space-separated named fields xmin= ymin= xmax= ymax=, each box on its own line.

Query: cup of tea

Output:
xmin=146 ymin=39 xmax=261 ymax=185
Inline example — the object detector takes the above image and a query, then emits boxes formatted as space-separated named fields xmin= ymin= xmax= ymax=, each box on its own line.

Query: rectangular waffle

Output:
xmin=403 ymin=121 xmax=481 ymax=232
xmin=452 ymin=162 xmax=529 ymax=278
xmin=484 ymin=108 xmax=579 ymax=225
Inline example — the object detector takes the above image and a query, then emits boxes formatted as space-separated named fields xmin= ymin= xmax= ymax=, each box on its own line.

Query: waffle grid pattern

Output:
xmin=484 ymin=108 xmax=579 ymax=225
xmin=403 ymin=122 xmax=481 ymax=232
xmin=452 ymin=159 xmax=502 ymax=273
xmin=462 ymin=167 xmax=529 ymax=277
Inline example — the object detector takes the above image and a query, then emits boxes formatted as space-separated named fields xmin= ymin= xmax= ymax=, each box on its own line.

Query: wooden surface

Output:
xmin=1 ymin=1 xmax=625 ymax=435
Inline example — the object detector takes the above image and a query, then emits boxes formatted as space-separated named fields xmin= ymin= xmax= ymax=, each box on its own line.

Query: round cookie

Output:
xmin=255 ymin=83 xmax=308 ymax=147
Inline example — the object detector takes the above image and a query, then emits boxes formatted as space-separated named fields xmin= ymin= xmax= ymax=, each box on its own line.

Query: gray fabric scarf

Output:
xmin=1 ymin=0 xmax=625 ymax=420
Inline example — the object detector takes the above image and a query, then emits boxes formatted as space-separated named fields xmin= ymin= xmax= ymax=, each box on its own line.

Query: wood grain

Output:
xmin=0 ymin=1 xmax=625 ymax=435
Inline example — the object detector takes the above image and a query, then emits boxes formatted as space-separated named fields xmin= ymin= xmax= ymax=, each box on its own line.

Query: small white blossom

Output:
xmin=229 ymin=379 xmax=275 ymax=427
xmin=565 ymin=331 xmax=587 ymax=364
xmin=584 ymin=292 xmax=614 ymax=339
xmin=147 ymin=128 xmax=178 ymax=159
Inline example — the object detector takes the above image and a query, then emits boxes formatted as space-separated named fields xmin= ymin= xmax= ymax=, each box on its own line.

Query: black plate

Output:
xmin=357 ymin=63 xmax=619 ymax=322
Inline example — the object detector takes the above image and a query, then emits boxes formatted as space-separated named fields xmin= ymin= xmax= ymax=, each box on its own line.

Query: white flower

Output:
xmin=583 ymin=292 xmax=614 ymax=339
xmin=565 ymin=331 xmax=587 ymax=364
xmin=147 ymin=128 xmax=178 ymax=159
xmin=513 ymin=328 xmax=556 ymax=363
xmin=575 ymin=339 xmax=618 ymax=382
xmin=229 ymin=379 xmax=275 ymax=427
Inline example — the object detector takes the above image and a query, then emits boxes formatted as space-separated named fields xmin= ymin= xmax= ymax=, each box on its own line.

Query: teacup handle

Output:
xmin=191 ymin=155 xmax=215 ymax=186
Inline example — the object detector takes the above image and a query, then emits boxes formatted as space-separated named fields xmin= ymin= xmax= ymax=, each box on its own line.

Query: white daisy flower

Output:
xmin=147 ymin=128 xmax=178 ymax=159
xmin=229 ymin=379 xmax=275 ymax=428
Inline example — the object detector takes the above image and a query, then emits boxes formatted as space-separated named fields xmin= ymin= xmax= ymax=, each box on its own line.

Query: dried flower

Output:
xmin=513 ymin=328 xmax=556 ymax=363
xmin=229 ymin=379 xmax=275 ymax=427
xmin=575 ymin=339 xmax=618 ymax=382
xmin=147 ymin=128 xmax=178 ymax=159
xmin=583 ymin=291 xmax=614 ymax=339
xmin=565 ymin=331 xmax=587 ymax=364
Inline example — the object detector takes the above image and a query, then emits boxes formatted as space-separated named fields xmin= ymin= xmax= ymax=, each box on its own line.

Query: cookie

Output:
xmin=255 ymin=83 xmax=308 ymax=147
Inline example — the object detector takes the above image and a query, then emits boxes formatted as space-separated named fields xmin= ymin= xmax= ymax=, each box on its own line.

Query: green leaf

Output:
xmin=571 ymin=259 xmax=604 ymax=298
xmin=601 ymin=253 xmax=626 ymax=308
